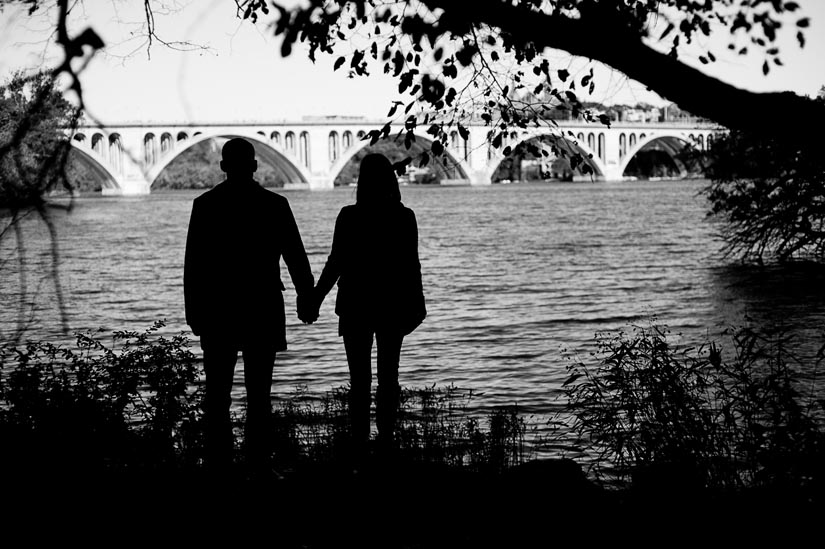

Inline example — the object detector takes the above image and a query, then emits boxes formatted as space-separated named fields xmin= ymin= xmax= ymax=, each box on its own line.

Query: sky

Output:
xmin=0 ymin=0 xmax=823 ymax=124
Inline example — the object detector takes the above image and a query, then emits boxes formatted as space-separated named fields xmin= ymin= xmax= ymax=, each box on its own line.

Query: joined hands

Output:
xmin=297 ymin=290 xmax=321 ymax=324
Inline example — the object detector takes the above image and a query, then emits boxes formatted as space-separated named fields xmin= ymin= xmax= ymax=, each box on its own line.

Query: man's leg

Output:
xmin=375 ymin=331 xmax=403 ymax=452
xmin=343 ymin=329 xmax=374 ymax=461
xmin=242 ymin=346 xmax=276 ymax=475
xmin=201 ymin=337 xmax=239 ymax=476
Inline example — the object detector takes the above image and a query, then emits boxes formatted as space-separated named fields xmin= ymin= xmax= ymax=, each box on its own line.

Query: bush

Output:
xmin=0 ymin=321 xmax=204 ymax=476
xmin=702 ymin=128 xmax=825 ymax=263
xmin=561 ymin=323 xmax=825 ymax=498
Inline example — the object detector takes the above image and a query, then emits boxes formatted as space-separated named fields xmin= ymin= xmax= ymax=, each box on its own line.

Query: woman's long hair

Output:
xmin=356 ymin=153 xmax=401 ymax=206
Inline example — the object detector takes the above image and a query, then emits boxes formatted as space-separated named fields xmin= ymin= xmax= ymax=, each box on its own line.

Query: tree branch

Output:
xmin=425 ymin=0 xmax=825 ymax=139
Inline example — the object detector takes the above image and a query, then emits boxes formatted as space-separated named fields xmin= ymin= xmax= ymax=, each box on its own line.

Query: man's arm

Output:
xmin=279 ymin=200 xmax=316 ymax=323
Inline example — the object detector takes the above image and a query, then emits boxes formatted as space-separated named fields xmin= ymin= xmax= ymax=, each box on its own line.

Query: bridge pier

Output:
xmin=308 ymin=175 xmax=335 ymax=190
xmin=103 ymin=177 xmax=151 ymax=195
xmin=601 ymin=164 xmax=626 ymax=182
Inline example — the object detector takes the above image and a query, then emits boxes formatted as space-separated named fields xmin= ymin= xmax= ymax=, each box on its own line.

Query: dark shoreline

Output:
xmin=3 ymin=455 xmax=820 ymax=547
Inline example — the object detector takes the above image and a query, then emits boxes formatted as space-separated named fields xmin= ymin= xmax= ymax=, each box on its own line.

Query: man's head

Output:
xmin=220 ymin=138 xmax=257 ymax=178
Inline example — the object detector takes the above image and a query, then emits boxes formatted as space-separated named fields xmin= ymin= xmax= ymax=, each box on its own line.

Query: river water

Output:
xmin=3 ymin=179 xmax=825 ymax=436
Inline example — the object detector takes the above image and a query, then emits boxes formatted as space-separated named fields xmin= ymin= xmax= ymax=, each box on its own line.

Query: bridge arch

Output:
xmin=486 ymin=130 xmax=607 ymax=180
xmin=327 ymin=130 xmax=473 ymax=185
xmin=618 ymin=132 xmax=699 ymax=177
xmin=68 ymin=140 xmax=121 ymax=191
xmin=146 ymin=133 xmax=311 ymax=188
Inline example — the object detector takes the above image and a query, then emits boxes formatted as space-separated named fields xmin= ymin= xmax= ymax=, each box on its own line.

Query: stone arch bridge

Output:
xmin=67 ymin=116 xmax=721 ymax=195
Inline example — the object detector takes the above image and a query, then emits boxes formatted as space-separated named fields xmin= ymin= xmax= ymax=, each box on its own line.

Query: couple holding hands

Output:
xmin=184 ymin=138 xmax=426 ymax=476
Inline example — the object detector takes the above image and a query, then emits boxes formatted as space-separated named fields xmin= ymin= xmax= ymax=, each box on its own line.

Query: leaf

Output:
xmin=404 ymin=130 xmax=415 ymax=149
xmin=797 ymin=18 xmax=810 ymax=28
xmin=393 ymin=156 xmax=412 ymax=176
xmin=445 ymin=87 xmax=457 ymax=106
xmin=659 ymin=23 xmax=675 ymax=40
xmin=419 ymin=152 xmax=430 ymax=168
xmin=457 ymin=123 xmax=469 ymax=141
xmin=762 ymin=60 xmax=770 ymax=75
xmin=557 ymin=69 xmax=569 ymax=82
xmin=699 ymin=56 xmax=708 ymax=64
xmin=350 ymin=50 xmax=365 ymax=69
xmin=431 ymin=139 xmax=444 ymax=156
xmin=333 ymin=56 xmax=346 ymax=71
xmin=562 ymin=373 xmax=582 ymax=387
xmin=502 ymin=146 xmax=512 ymax=156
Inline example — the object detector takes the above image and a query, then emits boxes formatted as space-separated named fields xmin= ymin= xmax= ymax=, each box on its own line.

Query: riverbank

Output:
xmin=3 ymin=456 xmax=819 ymax=547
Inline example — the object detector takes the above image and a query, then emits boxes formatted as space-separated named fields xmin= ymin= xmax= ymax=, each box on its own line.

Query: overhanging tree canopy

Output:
xmin=253 ymin=0 xmax=824 ymax=151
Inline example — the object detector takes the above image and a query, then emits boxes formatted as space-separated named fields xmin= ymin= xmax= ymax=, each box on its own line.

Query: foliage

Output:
xmin=396 ymin=385 xmax=529 ymax=472
xmin=0 ymin=321 xmax=537 ymax=477
xmin=249 ymin=0 xmax=819 ymax=170
xmin=0 ymin=70 xmax=80 ymax=206
xmin=702 ymin=127 xmax=825 ymax=263
xmin=562 ymin=324 xmax=825 ymax=497
xmin=0 ymin=321 xmax=204 ymax=475
xmin=267 ymin=383 xmax=536 ymax=473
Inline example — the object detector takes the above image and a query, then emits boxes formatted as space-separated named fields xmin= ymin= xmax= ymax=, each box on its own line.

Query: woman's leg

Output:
xmin=343 ymin=329 xmax=374 ymax=455
xmin=375 ymin=330 xmax=403 ymax=450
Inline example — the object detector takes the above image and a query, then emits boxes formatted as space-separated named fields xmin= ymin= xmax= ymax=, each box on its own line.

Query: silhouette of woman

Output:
xmin=314 ymin=153 xmax=426 ymax=461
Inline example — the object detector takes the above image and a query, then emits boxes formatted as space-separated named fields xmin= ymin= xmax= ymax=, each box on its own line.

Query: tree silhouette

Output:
xmin=255 ymin=0 xmax=824 ymax=154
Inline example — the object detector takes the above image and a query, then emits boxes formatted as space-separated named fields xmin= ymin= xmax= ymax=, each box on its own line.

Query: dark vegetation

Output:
xmin=2 ymin=321 xmax=823 ymax=540
xmin=701 ymin=122 xmax=825 ymax=263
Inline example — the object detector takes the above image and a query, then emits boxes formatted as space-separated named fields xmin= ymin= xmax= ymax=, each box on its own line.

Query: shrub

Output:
xmin=0 ymin=320 xmax=204 ymax=476
xmin=561 ymin=323 xmax=825 ymax=498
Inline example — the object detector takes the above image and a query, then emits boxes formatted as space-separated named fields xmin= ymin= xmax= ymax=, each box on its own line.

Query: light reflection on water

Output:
xmin=2 ymin=180 xmax=824 ymax=443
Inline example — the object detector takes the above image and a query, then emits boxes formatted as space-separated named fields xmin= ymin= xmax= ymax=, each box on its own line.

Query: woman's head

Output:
xmin=356 ymin=153 xmax=401 ymax=206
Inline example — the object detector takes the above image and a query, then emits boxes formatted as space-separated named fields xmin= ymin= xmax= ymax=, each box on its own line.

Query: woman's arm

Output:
xmin=315 ymin=207 xmax=347 ymax=303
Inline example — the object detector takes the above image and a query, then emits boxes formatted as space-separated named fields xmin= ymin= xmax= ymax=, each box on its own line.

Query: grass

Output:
xmin=0 ymin=316 xmax=825 ymax=520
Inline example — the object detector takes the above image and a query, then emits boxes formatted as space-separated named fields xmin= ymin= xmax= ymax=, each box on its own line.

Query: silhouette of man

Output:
xmin=184 ymin=137 xmax=317 ymax=479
